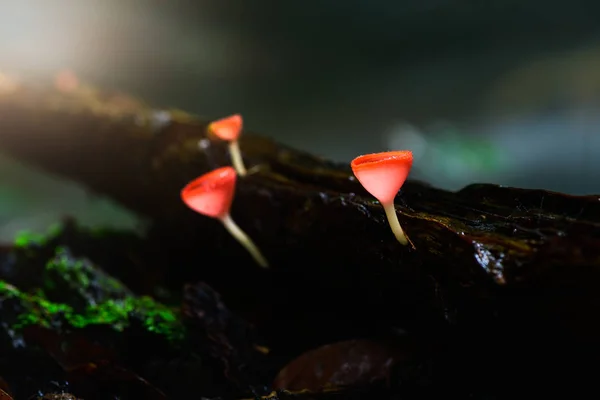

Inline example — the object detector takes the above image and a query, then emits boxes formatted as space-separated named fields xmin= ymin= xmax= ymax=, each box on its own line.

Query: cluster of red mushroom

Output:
xmin=180 ymin=114 xmax=269 ymax=268
xmin=181 ymin=113 xmax=415 ymax=268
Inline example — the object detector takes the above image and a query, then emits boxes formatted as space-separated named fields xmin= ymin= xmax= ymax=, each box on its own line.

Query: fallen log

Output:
xmin=0 ymin=80 xmax=599 ymax=395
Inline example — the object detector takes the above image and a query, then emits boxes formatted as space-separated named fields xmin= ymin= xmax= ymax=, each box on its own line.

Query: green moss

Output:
xmin=0 ymin=280 xmax=185 ymax=342
xmin=45 ymin=246 xmax=129 ymax=301
xmin=69 ymin=296 xmax=184 ymax=341
xmin=13 ymin=222 xmax=63 ymax=248
xmin=0 ymin=280 xmax=20 ymax=296
xmin=14 ymin=230 xmax=47 ymax=248
xmin=0 ymin=281 xmax=72 ymax=330
xmin=47 ymin=247 xmax=90 ymax=288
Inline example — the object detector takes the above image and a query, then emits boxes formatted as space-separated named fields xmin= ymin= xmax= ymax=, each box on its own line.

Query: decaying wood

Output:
xmin=0 ymin=82 xmax=599 ymax=390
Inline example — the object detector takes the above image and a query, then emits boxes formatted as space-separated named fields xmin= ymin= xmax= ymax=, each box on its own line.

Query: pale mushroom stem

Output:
xmin=228 ymin=140 xmax=247 ymax=177
xmin=382 ymin=202 xmax=409 ymax=246
xmin=220 ymin=213 xmax=269 ymax=268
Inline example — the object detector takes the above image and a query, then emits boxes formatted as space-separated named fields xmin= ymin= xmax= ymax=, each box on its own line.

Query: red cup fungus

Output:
xmin=351 ymin=151 xmax=414 ymax=247
xmin=181 ymin=166 xmax=269 ymax=268
xmin=207 ymin=114 xmax=248 ymax=177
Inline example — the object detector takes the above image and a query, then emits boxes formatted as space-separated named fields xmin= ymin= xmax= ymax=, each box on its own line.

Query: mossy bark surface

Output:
xmin=0 ymin=84 xmax=598 ymax=398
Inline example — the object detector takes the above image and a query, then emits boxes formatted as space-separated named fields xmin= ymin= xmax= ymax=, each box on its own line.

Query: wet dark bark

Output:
xmin=0 ymin=84 xmax=598 ymax=398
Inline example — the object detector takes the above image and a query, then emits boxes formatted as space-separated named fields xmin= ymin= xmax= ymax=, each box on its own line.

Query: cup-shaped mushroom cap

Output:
xmin=181 ymin=166 xmax=237 ymax=219
xmin=207 ymin=114 xmax=243 ymax=141
xmin=351 ymin=151 xmax=413 ymax=205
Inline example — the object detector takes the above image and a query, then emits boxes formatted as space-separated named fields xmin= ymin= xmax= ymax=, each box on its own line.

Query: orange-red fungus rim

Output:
xmin=208 ymin=114 xmax=243 ymax=141
xmin=182 ymin=167 xmax=236 ymax=195
xmin=351 ymin=150 xmax=413 ymax=172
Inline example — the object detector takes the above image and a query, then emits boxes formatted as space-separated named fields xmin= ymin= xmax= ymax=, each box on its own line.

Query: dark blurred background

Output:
xmin=0 ymin=0 xmax=599 ymax=239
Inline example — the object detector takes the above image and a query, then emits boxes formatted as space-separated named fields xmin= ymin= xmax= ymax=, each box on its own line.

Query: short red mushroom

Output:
xmin=207 ymin=114 xmax=248 ymax=177
xmin=181 ymin=166 xmax=269 ymax=268
xmin=350 ymin=151 xmax=414 ymax=247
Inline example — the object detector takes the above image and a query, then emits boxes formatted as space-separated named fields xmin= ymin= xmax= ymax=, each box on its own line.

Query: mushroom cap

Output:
xmin=181 ymin=166 xmax=237 ymax=219
xmin=207 ymin=114 xmax=243 ymax=141
xmin=350 ymin=150 xmax=413 ymax=205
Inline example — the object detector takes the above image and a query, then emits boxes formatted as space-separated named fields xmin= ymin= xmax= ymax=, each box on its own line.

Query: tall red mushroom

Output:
xmin=181 ymin=166 xmax=269 ymax=268
xmin=351 ymin=151 xmax=414 ymax=247
xmin=207 ymin=114 xmax=247 ymax=176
